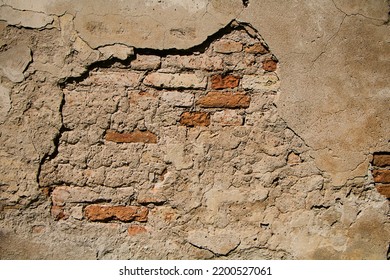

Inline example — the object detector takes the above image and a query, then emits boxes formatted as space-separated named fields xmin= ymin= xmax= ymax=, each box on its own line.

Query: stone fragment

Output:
xmin=137 ymin=190 xmax=167 ymax=205
xmin=197 ymin=92 xmax=250 ymax=108
xmin=80 ymin=71 xmax=141 ymax=88
xmin=372 ymin=153 xmax=390 ymax=167
xmin=245 ymin=43 xmax=268 ymax=54
xmin=0 ymin=45 xmax=32 ymax=83
xmin=241 ymin=74 xmax=279 ymax=92
xmin=262 ymin=58 xmax=278 ymax=72
xmin=0 ymin=6 xmax=53 ymax=29
xmin=131 ymin=54 xmax=161 ymax=70
xmin=287 ymin=152 xmax=301 ymax=165
xmin=187 ymin=231 xmax=240 ymax=255
xmin=0 ymin=85 xmax=11 ymax=123
xmin=128 ymin=225 xmax=147 ymax=236
xmin=180 ymin=112 xmax=210 ymax=127
xmin=210 ymin=74 xmax=240 ymax=89
xmin=161 ymin=91 xmax=194 ymax=107
xmin=211 ymin=110 xmax=243 ymax=126
xmin=105 ymin=130 xmax=157 ymax=144
xmin=213 ymin=39 xmax=243 ymax=53
xmin=51 ymin=186 xmax=110 ymax=206
xmin=98 ymin=44 xmax=134 ymax=60
xmin=84 ymin=205 xmax=148 ymax=222
xmin=143 ymin=73 xmax=206 ymax=89
xmin=376 ymin=184 xmax=390 ymax=198
xmin=372 ymin=170 xmax=390 ymax=183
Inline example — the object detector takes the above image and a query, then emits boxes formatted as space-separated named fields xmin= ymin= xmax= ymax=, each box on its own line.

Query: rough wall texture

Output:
xmin=0 ymin=0 xmax=389 ymax=259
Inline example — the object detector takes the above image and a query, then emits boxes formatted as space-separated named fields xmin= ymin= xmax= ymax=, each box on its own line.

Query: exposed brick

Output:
xmin=197 ymin=92 xmax=250 ymax=109
xmin=214 ymin=39 xmax=243 ymax=53
xmin=241 ymin=74 xmax=279 ymax=92
xmin=131 ymin=54 xmax=161 ymax=70
xmin=211 ymin=110 xmax=244 ymax=126
xmin=137 ymin=191 xmax=167 ymax=205
xmin=373 ymin=153 xmax=390 ymax=167
xmin=105 ymin=130 xmax=157 ymax=144
xmin=161 ymin=91 xmax=194 ymax=107
xmin=376 ymin=184 xmax=390 ymax=198
xmin=80 ymin=71 xmax=141 ymax=88
xmin=262 ymin=58 xmax=278 ymax=72
xmin=244 ymin=43 xmax=269 ymax=54
xmin=180 ymin=112 xmax=210 ymax=127
xmin=162 ymin=55 xmax=223 ymax=71
xmin=84 ymin=205 xmax=148 ymax=222
xmin=128 ymin=225 xmax=147 ymax=236
xmin=51 ymin=186 xmax=109 ymax=206
xmin=210 ymin=74 xmax=240 ymax=89
xmin=143 ymin=73 xmax=207 ymax=89
xmin=372 ymin=170 xmax=390 ymax=183
xmin=51 ymin=206 xmax=68 ymax=221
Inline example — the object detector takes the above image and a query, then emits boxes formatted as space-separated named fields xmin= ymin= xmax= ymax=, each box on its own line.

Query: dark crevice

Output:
xmin=311 ymin=205 xmax=331 ymax=210
xmin=58 ymin=20 xmax=266 ymax=87
xmin=242 ymin=0 xmax=249 ymax=8
xmin=36 ymin=91 xmax=67 ymax=187
xmin=387 ymin=244 xmax=390 ymax=260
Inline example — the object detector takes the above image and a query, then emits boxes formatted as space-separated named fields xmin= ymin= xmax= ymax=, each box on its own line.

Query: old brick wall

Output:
xmin=0 ymin=1 xmax=389 ymax=260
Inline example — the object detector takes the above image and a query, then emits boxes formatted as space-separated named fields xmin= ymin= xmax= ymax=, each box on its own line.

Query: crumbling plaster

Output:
xmin=0 ymin=0 xmax=389 ymax=260
xmin=1 ymin=0 xmax=388 ymax=185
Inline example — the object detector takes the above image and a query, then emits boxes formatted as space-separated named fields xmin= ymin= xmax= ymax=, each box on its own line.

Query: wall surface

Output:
xmin=0 ymin=0 xmax=389 ymax=259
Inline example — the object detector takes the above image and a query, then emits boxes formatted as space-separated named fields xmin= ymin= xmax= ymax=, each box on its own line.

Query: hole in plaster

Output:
xmin=242 ymin=0 xmax=249 ymax=8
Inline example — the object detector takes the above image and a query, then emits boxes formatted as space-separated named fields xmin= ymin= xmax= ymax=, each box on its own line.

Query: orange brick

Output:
xmin=210 ymin=74 xmax=240 ymax=89
xmin=245 ymin=43 xmax=268 ymax=54
xmin=376 ymin=184 xmax=390 ymax=198
xmin=373 ymin=153 xmax=390 ymax=167
xmin=372 ymin=170 xmax=390 ymax=184
xmin=180 ymin=112 xmax=210 ymax=127
xmin=128 ymin=225 xmax=147 ymax=236
xmin=262 ymin=58 xmax=277 ymax=72
xmin=197 ymin=92 xmax=250 ymax=108
xmin=84 ymin=205 xmax=149 ymax=222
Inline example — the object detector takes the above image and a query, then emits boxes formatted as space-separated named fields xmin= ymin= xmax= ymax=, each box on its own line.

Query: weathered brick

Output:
xmin=128 ymin=225 xmax=147 ymax=236
xmin=197 ymin=92 xmax=250 ymax=108
xmin=51 ymin=186 xmax=110 ymax=206
xmin=143 ymin=73 xmax=206 ymax=89
xmin=210 ymin=74 xmax=240 ymax=89
xmin=180 ymin=112 xmax=210 ymax=127
xmin=80 ymin=71 xmax=141 ymax=88
xmin=211 ymin=110 xmax=243 ymax=126
xmin=262 ymin=58 xmax=278 ymax=72
xmin=51 ymin=206 xmax=68 ymax=221
xmin=84 ymin=205 xmax=148 ymax=222
xmin=373 ymin=153 xmax=390 ymax=167
xmin=214 ymin=39 xmax=243 ymax=53
xmin=105 ymin=130 xmax=157 ymax=144
xmin=131 ymin=54 xmax=161 ymax=70
xmin=244 ymin=43 xmax=268 ymax=54
xmin=161 ymin=91 xmax=194 ymax=107
xmin=241 ymin=74 xmax=279 ymax=92
xmin=372 ymin=170 xmax=390 ymax=183
xmin=137 ymin=191 xmax=167 ymax=205
xmin=162 ymin=55 xmax=223 ymax=71
xmin=376 ymin=184 xmax=390 ymax=198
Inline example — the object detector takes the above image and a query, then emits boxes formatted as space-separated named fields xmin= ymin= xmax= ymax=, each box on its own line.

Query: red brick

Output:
xmin=105 ymin=130 xmax=157 ymax=144
xmin=84 ymin=205 xmax=149 ymax=222
xmin=372 ymin=170 xmax=390 ymax=183
xmin=210 ymin=75 xmax=240 ymax=89
xmin=262 ymin=58 xmax=277 ymax=72
xmin=245 ymin=43 xmax=268 ymax=54
xmin=128 ymin=225 xmax=147 ymax=236
xmin=376 ymin=184 xmax=390 ymax=198
xmin=51 ymin=206 xmax=68 ymax=221
xmin=180 ymin=112 xmax=210 ymax=127
xmin=373 ymin=153 xmax=390 ymax=167
xmin=197 ymin=92 xmax=250 ymax=109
